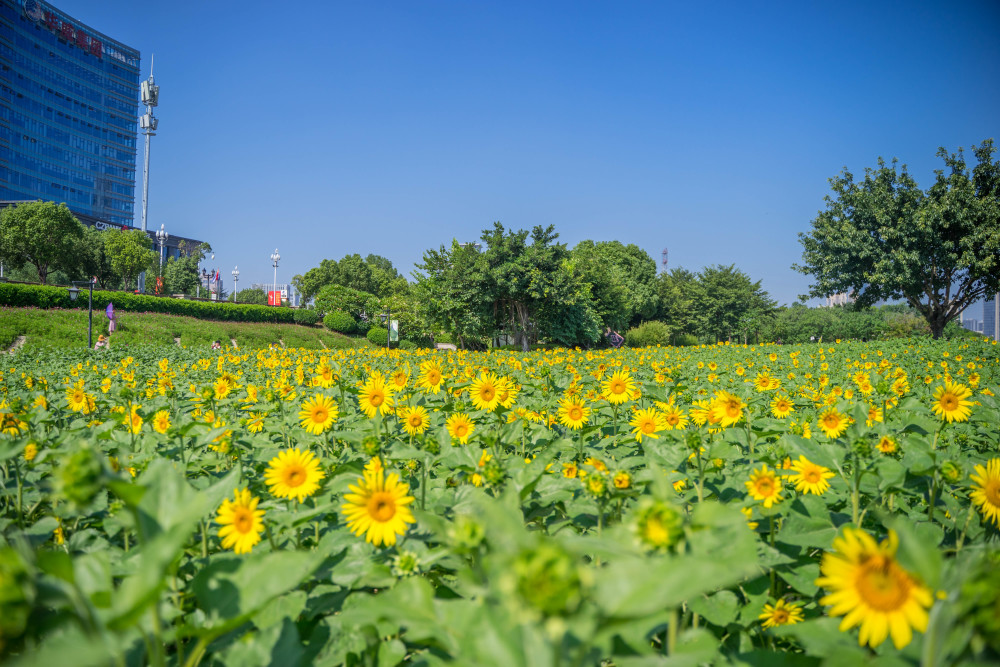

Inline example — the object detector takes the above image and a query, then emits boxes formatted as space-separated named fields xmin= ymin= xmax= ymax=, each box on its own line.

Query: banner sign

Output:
xmin=268 ymin=291 xmax=281 ymax=306
xmin=389 ymin=320 xmax=399 ymax=343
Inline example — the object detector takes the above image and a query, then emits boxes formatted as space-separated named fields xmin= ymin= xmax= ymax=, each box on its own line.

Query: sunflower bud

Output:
xmin=391 ymin=550 xmax=422 ymax=578
xmin=448 ymin=514 xmax=485 ymax=554
xmin=361 ymin=435 xmax=381 ymax=457
xmin=57 ymin=445 xmax=105 ymax=508
xmin=509 ymin=542 xmax=588 ymax=617
xmin=940 ymin=461 xmax=962 ymax=483
xmin=632 ymin=498 xmax=684 ymax=552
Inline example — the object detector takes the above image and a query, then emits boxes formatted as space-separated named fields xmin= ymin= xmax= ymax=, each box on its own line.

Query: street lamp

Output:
xmin=378 ymin=306 xmax=392 ymax=352
xmin=270 ymin=248 xmax=281 ymax=305
xmin=156 ymin=223 xmax=169 ymax=272
xmin=197 ymin=252 xmax=215 ymax=299
xmin=232 ymin=266 xmax=240 ymax=303
xmin=67 ymin=280 xmax=95 ymax=348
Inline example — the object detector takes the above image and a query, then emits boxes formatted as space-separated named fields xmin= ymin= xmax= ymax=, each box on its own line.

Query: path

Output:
xmin=6 ymin=335 xmax=26 ymax=354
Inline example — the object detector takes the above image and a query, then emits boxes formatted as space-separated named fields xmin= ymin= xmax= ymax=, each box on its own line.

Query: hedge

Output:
xmin=293 ymin=309 xmax=320 ymax=326
xmin=0 ymin=282 xmax=296 ymax=324
xmin=323 ymin=310 xmax=356 ymax=334
xmin=624 ymin=320 xmax=672 ymax=348
xmin=366 ymin=327 xmax=389 ymax=346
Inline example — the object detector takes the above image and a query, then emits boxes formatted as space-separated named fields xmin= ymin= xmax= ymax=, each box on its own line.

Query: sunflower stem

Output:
xmin=955 ymin=502 xmax=975 ymax=553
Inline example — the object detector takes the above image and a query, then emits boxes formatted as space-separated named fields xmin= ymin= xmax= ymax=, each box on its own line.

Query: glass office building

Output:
xmin=985 ymin=295 xmax=999 ymax=342
xmin=0 ymin=0 xmax=140 ymax=227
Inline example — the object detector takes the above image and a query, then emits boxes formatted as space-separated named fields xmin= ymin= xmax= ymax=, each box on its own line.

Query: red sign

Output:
xmin=268 ymin=291 xmax=281 ymax=306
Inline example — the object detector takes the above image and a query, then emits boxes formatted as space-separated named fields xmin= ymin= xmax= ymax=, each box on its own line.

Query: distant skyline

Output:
xmin=53 ymin=0 xmax=1000 ymax=305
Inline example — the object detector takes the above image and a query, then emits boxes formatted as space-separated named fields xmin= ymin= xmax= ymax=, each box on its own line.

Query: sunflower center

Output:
xmin=941 ymin=394 xmax=958 ymax=410
xmin=856 ymin=557 xmax=912 ymax=611
xmin=370 ymin=393 xmax=384 ymax=407
xmin=409 ymin=415 xmax=423 ymax=427
xmin=771 ymin=609 xmax=789 ymax=624
xmin=823 ymin=415 xmax=838 ymax=428
xmin=368 ymin=493 xmax=396 ymax=521
xmin=756 ymin=478 xmax=774 ymax=495
xmin=666 ymin=414 xmax=678 ymax=425
xmin=643 ymin=517 xmax=668 ymax=546
xmin=312 ymin=407 xmax=328 ymax=422
xmin=610 ymin=380 xmax=625 ymax=393
xmin=285 ymin=466 xmax=306 ymax=487
xmin=803 ymin=468 xmax=821 ymax=483
xmin=429 ymin=371 xmax=441 ymax=384
xmin=984 ymin=479 xmax=1000 ymax=506
xmin=455 ymin=423 xmax=468 ymax=437
xmin=569 ymin=406 xmax=583 ymax=420
xmin=480 ymin=387 xmax=495 ymax=401
xmin=234 ymin=508 xmax=253 ymax=534
xmin=641 ymin=420 xmax=656 ymax=433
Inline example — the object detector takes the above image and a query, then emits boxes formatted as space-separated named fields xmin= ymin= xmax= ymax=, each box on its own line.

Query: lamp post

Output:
xmin=67 ymin=280 xmax=95 ymax=348
xmin=270 ymin=248 xmax=281 ymax=305
xmin=378 ymin=306 xmax=392 ymax=352
xmin=232 ymin=266 xmax=240 ymax=303
xmin=156 ymin=223 xmax=168 ymax=272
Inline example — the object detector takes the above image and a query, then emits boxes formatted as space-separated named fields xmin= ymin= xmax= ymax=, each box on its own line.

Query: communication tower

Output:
xmin=661 ymin=247 xmax=668 ymax=272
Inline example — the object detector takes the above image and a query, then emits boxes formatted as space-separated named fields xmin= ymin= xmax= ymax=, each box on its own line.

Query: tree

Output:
xmin=104 ymin=229 xmax=156 ymax=290
xmin=412 ymin=240 xmax=494 ymax=348
xmin=656 ymin=267 xmax=706 ymax=343
xmin=75 ymin=226 xmax=121 ymax=288
xmin=0 ymin=201 xmax=84 ymax=283
xmin=229 ymin=288 xmax=268 ymax=305
xmin=696 ymin=264 xmax=777 ymax=343
xmin=293 ymin=254 xmax=409 ymax=303
xmin=796 ymin=139 xmax=1000 ymax=338
xmin=162 ymin=242 xmax=212 ymax=295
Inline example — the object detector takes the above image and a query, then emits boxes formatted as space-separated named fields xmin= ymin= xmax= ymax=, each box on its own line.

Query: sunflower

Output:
xmin=759 ymin=599 xmax=804 ymax=628
xmin=709 ymin=390 xmax=745 ymax=428
xmin=629 ymin=407 xmax=663 ymax=443
xmin=265 ymin=448 xmax=325 ymax=502
xmin=65 ymin=386 xmax=89 ymax=413
xmin=787 ymin=456 xmax=835 ymax=495
xmin=313 ymin=361 xmax=336 ymax=388
xmin=815 ymin=528 xmax=932 ymax=649
xmin=216 ymin=488 xmax=265 ymax=554
xmin=390 ymin=370 xmax=409 ymax=392
xmin=602 ymin=370 xmax=636 ymax=405
xmin=213 ymin=377 xmax=232 ymax=400
xmin=876 ymin=435 xmax=898 ymax=454
xmin=417 ymin=361 xmax=445 ymax=394
xmin=358 ymin=375 xmax=395 ymax=419
xmin=817 ymin=407 xmax=849 ymax=438
xmin=659 ymin=402 xmax=689 ymax=430
xmin=299 ymin=394 xmax=338 ymax=434
xmin=496 ymin=377 xmax=519 ymax=408
xmin=932 ymin=381 xmax=973 ymax=423
xmin=446 ymin=412 xmax=475 ymax=444
xmin=123 ymin=405 xmax=143 ymax=434
xmin=469 ymin=371 xmax=502 ymax=412
xmin=745 ymin=464 xmax=783 ymax=508
xmin=632 ymin=498 xmax=684 ymax=551
xmin=557 ymin=396 xmax=590 ymax=430
xmin=247 ymin=411 xmax=266 ymax=434
xmin=969 ymin=458 xmax=1000 ymax=527
xmin=770 ymin=395 xmax=794 ymax=419
xmin=613 ymin=471 xmax=632 ymax=489
xmin=152 ymin=410 xmax=171 ymax=434
xmin=341 ymin=461 xmax=416 ymax=547
xmin=400 ymin=405 xmax=430 ymax=436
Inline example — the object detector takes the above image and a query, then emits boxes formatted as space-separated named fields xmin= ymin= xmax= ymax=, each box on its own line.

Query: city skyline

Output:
xmin=17 ymin=0 xmax=1000 ymax=306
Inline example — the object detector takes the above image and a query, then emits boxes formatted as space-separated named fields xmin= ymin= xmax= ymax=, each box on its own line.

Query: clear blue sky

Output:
xmin=59 ymin=0 xmax=1000 ymax=306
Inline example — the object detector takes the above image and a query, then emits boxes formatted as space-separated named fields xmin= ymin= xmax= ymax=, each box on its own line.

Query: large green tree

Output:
xmin=696 ymin=264 xmax=777 ymax=343
xmin=104 ymin=229 xmax=156 ymax=290
xmin=656 ymin=267 xmax=705 ymax=342
xmin=162 ymin=242 xmax=212 ymax=294
xmin=413 ymin=240 xmax=494 ymax=348
xmin=293 ymin=254 xmax=408 ymax=303
xmin=74 ymin=226 xmax=121 ymax=288
xmin=0 ymin=201 xmax=83 ymax=283
xmin=570 ymin=240 xmax=660 ymax=331
xmin=796 ymin=139 xmax=1000 ymax=338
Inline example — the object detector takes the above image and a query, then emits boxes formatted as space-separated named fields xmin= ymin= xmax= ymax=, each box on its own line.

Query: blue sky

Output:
xmin=58 ymin=0 xmax=1000 ymax=306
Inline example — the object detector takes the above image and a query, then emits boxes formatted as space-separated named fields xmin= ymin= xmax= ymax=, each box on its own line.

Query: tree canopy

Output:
xmin=104 ymin=229 xmax=156 ymax=291
xmin=796 ymin=139 xmax=1000 ymax=338
xmin=0 ymin=201 xmax=83 ymax=283
xmin=292 ymin=253 xmax=407 ymax=302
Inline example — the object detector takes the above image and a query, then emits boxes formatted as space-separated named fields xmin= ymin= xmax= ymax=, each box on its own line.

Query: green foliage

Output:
xmin=675 ymin=333 xmax=700 ymax=346
xmin=625 ymin=320 xmax=672 ymax=347
xmin=0 ymin=282 xmax=297 ymax=324
xmin=571 ymin=240 xmax=659 ymax=329
xmin=292 ymin=253 xmax=408 ymax=303
xmin=366 ymin=327 xmax=388 ymax=345
xmin=313 ymin=284 xmax=379 ymax=320
xmin=104 ymin=229 xmax=156 ymax=291
xmin=230 ymin=288 xmax=268 ymax=305
xmin=797 ymin=139 xmax=1000 ymax=338
xmin=323 ymin=310 xmax=356 ymax=333
xmin=0 ymin=200 xmax=84 ymax=283
xmin=698 ymin=264 xmax=777 ymax=343
xmin=292 ymin=308 xmax=319 ymax=326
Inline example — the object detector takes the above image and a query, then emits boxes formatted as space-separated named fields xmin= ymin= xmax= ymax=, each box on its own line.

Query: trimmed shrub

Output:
xmin=0 ymin=282 xmax=294 ymax=324
xmin=624 ymin=320 xmax=672 ymax=348
xmin=323 ymin=310 xmax=356 ymax=333
xmin=293 ymin=308 xmax=319 ymax=326
xmin=399 ymin=340 xmax=417 ymax=350
xmin=366 ymin=327 xmax=388 ymax=346
xmin=675 ymin=333 xmax=700 ymax=346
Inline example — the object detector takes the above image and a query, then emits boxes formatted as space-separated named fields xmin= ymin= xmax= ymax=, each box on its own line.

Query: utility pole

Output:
xmin=137 ymin=56 xmax=159 ymax=293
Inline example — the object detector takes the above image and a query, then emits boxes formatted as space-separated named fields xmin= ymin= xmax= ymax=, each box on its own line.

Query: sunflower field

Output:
xmin=1 ymin=337 xmax=999 ymax=666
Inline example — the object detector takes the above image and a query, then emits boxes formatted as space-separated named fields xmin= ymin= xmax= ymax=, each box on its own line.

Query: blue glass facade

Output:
xmin=0 ymin=0 xmax=139 ymax=226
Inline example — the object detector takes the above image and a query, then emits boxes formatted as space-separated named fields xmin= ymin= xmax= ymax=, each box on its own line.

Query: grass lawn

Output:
xmin=1 ymin=307 xmax=366 ymax=352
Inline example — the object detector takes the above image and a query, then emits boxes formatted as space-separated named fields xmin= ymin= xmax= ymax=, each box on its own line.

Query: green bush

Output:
xmin=366 ymin=327 xmax=388 ymax=346
xmin=293 ymin=308 xmax=319 ymax=326
xmin=399 ymin=340 xmax=417 ymax=350
xmin=313 ymin=284 xmax=380 ymax=320
xmin=0 ymin=282 xmax=294 ymax=324
xmin=435 ymin=332 xmax=454 ymax=344
xmin=323 ymin=310 xmax=356 ymax=334
xmin=624 ymin=321 xmax=672 ymax=348
xmin=674 ymin=333 xmax=700 ymax=346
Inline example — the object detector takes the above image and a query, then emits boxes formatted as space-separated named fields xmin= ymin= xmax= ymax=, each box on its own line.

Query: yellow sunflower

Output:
xmin=557 ymin=396 xmax=591 ymax=430
xmin=787 ymin=455 xmax=835 ymax=495
xmin=759 ymin=598 xmax=804 ymax=628
xmin=469 ymin=371 xmax=502 ymax=412
xmin=65 ymin=386 xmax=89 ymax=413
xmin=817 ymin=407 xmax=849 ymax=438
xmin=815 ymin=528 xmax=932 ymax=649
xmin=298 ymin=394 xmax=338 ymax=434
xmin=969 ymin=458 xmax=1000 ymax=527
xmin=358 ymin=375 xmax=395 ymax=419
xmin=152 ymin=410 xmax=171 ymax=434
xmin=658 ymin=402 xmax=688 ymax=430
xmin=629 ymin=407 xmax=663 ymax=443
xmin=931 ymin=381 xmax=973 ymax=423
xmin=247 ymin=411 xmax=266 ymax=434
xmin=770 ymin=395 xmax=794 ymax=419
xmin=123 ymin=405 xmax=143 ymax=434
xmin=877 ymin=435 xmax=898 ymax=454
xmin=709 ymin=390 xmax=745 ymax=428
xmin=745 ymin=464 xmax=783 ymax=508
xmin=400 ymin=405 xmax=430 ymax=436
xmin=602 ymin=370 xmax=636 ymax=405
xmin=265 ymin=448 xmax=325 ymax=502
xmin=341 ymin=461 xmax=416 ymax=547
xmin=417 ymin=361 xmax=445 ymax=394
xmin=446 ymin=412 xmax=475 ymax=444
xmin=216 ymin=488 xmax=265 ymax=554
